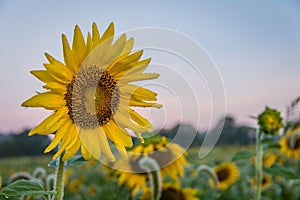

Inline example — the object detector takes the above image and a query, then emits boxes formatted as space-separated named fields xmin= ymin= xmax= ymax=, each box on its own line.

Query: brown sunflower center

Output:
xmin=64 ymin=65 xmax=120 ymax=128
xmin=216 ymin=168 xmax=230 ymax=181
xmin=262 ymin=177 xmax=267 ymax=185
xmin=160 ymin=187 xmax=185 ymax=200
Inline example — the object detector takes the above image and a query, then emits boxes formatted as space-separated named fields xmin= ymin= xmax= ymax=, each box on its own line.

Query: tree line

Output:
xmin=0 ymin=116 xmax=255 ymax=158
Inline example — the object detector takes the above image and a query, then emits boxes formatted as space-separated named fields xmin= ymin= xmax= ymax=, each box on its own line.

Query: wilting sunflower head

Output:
xmin=210 ymin=162 xmax=239 ymax=190
xmin=258 ymin=107 xmax=283 ymax=135
xmin=116 ymin=135 xmax=188 ymax=196
xmin=21 ymin=22 xmax=162 ymax=161
xmin=279 ymin=127 xmax=300 ymax=160
xmin=251 ymin=174 xmax=272 ymax=191
xmin=139 ymin=183 xmax=199 ymax=200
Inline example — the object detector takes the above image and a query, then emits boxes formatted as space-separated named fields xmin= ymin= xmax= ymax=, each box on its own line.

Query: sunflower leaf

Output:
xmin=265 ymin=143 xmax=281 ymax=149
xmin=0 ymin=180 xmax=55 ymax=197
xmin=264 ymin=164 xmax=297 ymax=179
xmin=65 ymin=155 xmax=87 ymax=167
xmin=261 ymin=138 xmax=275 ymax=144
xmin=48 ymin=160 xmax=57 ymax=167
xmin=231 ymin=151 xmax=255 ymax=162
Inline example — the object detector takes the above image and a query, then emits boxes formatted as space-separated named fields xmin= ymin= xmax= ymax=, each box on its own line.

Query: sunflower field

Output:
xmin=0 ymin=139 xmax=300 ymax=200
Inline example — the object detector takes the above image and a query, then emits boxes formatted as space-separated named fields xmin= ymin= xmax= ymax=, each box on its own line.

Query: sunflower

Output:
xmin=279 ymin=128 xmax=300 ymax=159
xmin=251 ymin=174 xmax=272 ymax=191
xmin=258 ymin=107 xmax=283 ymax=135
xmin=116 ymin=136 xmax=187 ymax=196
xmin=210 ymin=162 xmax=239 ymax=190
xmin=263 ymin=152 xmax=277 ymax=167
xmin=21 ymin=22 xmax=161 ymax=161
xmin=139 ymin=183 xmax=199 ymax=200
xmin=68 ymin=178 xmax=82 ymax=194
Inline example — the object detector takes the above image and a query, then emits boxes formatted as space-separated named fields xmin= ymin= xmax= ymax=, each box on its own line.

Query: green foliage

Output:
xmin=0 ymin=180 xmax=54 ymax=197
xmin=264 ymin=164 xmax=297 ymax=179
xmin=231 ymin=151 xmax=255 ymax=162
xmin=0 ymin=146 xmax=299 ymax=199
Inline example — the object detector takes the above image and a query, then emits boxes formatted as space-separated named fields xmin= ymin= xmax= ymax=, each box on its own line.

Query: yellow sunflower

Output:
xmin=116 ymin=136 xmax=188 ymax=196
xmin=210 ymin=162 xmax=239 ymax=190
xmin=139 ymin=183 xmax=199 ymax=200
xmin=21 ymin=22 xmax=162 ymax=161
xmin=68 ymin=178 xmax=82 ymax=194
xmin=251 ymin=174 xmax=272 ymax=191
xmin=263 ymin=152 xmax=277 ymax=167
xmin=279 ymin=128 xmax=300 ymax=160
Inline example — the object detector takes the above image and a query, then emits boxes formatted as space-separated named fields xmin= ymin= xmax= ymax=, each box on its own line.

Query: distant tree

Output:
xmin=213 ymin=116 xmax=255 ymax=145
xmin=0 ymin=130 xmax=53 ymax=158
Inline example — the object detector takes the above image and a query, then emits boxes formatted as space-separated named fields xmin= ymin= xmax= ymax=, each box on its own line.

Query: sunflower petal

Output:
xmin=44 ymin=53 xmax=73 ymax=82
xmin=92 ymin=22 xmax=101 ymax=46
xmin=129 ymin=98 xmax=162 ymax=108
xmin=81 ymin=143 xmax=92 ymax=160
xmin=43 ymin=82 xmax=66 ymax=94
xmin=63 ymin=126 xmax=80 ymax=161
xmin=120 ymin=84 xmax=158 ymax=101
xmin=121 ymin=38 xmax=134 ymax=56
xmin=119 ymin=73 xmax=159 ymax=84
xmin=101 ymin=22 xmax=114 ymax=43
xmin=129 ymin=109 xmax=153 ymax=129
xmin=44 ymin=120 xmax=72 ymax=153
xmin=109 ymin=50 xmax=143 ymax=76
xmin=53 ymin=127 xmax=73 ymax=160
xmin=103 ymin=34 xmax=126 ymax=66
xmin=116 ymin=58 xmax=151 ymax=78
xmin=62 ymin=34 xmax=77 ymax=73
xmin=110 ymin=120 xmax=133 ymax=147
xmin=28 ymin=108 xmax=68 ymax=136
xmin=30 ymin=70 xmax=57 ymax=83
xmin=103 ymin=125 xmax=128 ymax=158
xmin=72 ymin=25 xmax=86 ymax=67
xmin=86 ymin=32 xmax=92 ymax=54
xmin=22 ymin=92 xmax=65 ymax=110
xmin=79 ymin=128 xmax=115 ymax=161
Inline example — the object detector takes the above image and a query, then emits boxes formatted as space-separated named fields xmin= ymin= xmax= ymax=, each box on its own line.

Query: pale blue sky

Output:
xmin=0 ymin=1 xmax=299 ymax=133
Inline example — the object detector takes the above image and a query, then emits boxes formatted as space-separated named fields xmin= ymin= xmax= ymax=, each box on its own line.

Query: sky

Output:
xmin=0 ymin=1 xmax=300 ymax=133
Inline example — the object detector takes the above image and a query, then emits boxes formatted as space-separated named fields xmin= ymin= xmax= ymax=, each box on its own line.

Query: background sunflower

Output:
xmin=279 ymin=128 xmax=300 ymax=160
xmin=210 ymin=162 xmax=240 ymax=190
xmin=116 ymin=136 xmax=187 ymax=196
xmin=139 ymin=183 xmax=199 ymax=200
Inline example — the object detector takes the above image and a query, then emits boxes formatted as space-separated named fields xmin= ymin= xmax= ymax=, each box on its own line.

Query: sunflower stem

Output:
xmin=197 ymin=165 xmax=219 ymax=189
xmin=138 ymin=157 xmax=162 ymax=200
xmin=52 ymin=154 xmax=65 ymax=200
xmin=256 ymin=131 xmax=263 ymax=200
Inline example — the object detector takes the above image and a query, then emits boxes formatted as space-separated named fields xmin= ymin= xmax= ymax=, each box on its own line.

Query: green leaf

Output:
xmin=48 ymin=155 xmax=87 ymax=167
xmin=265 ymin=143 xmax=281 ymax=149
xmin=65 ymin=155 xmax=87 ymax=167
xmin=231 ymin=151 xmax=255 ymax=162
xmin=0 ymin=180 xmax=55 ymax=197
xmin=261 ymin=138 xmax=275 ymax=144
xmin=264 ymin=164 xmax=297 ymax=179
xmin=48 ymin=159 xmax=57 ymax=167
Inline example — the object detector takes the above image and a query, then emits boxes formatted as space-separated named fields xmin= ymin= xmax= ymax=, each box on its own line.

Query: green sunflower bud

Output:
xmin=258 ymin=107 xmax=283 ymax=135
